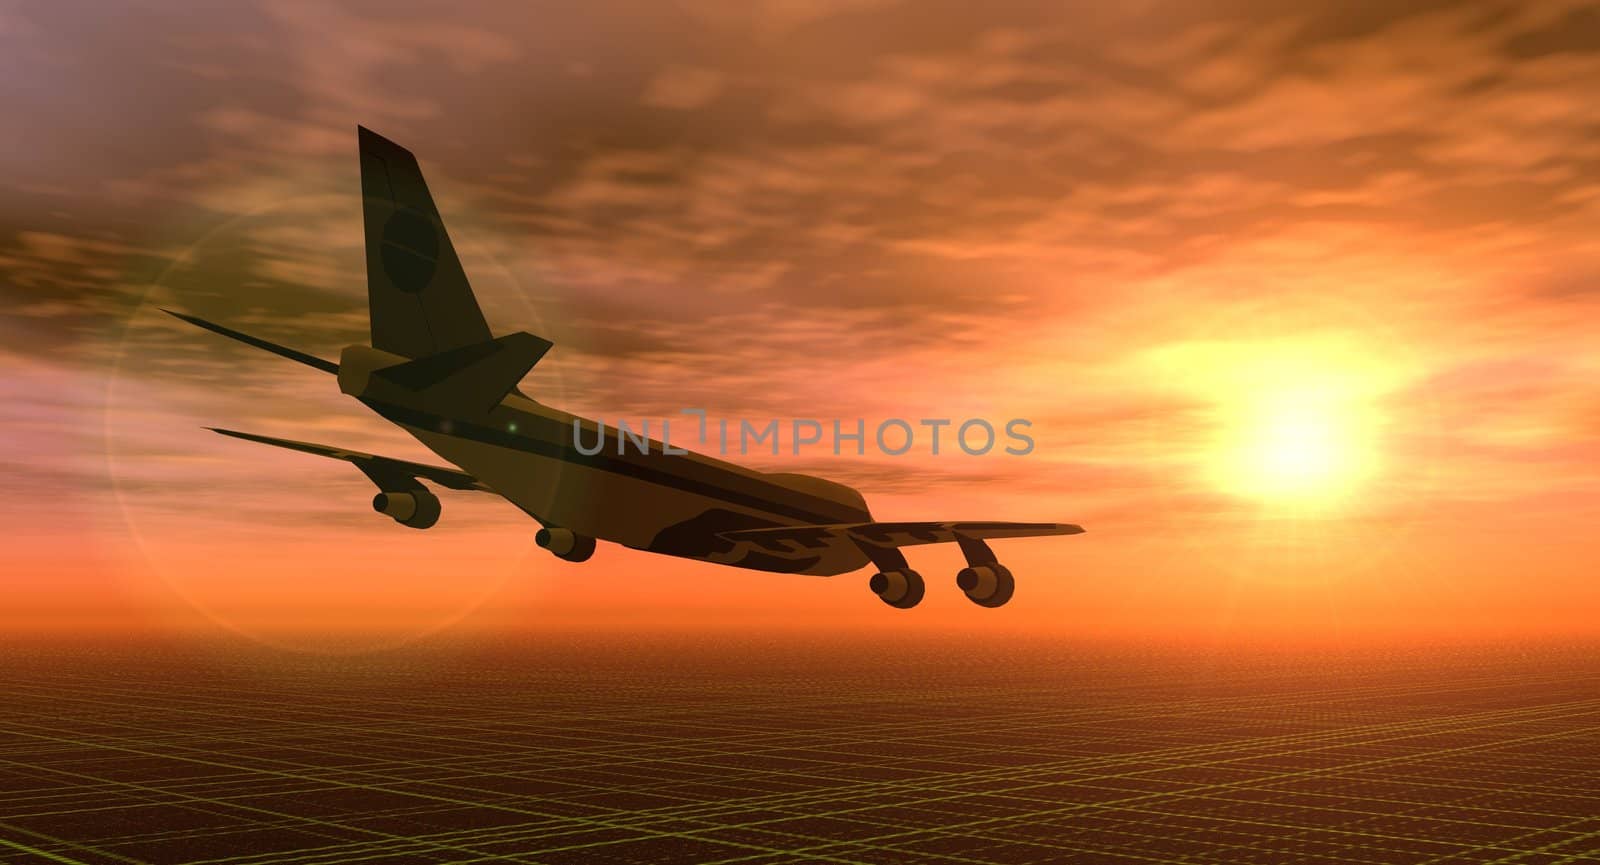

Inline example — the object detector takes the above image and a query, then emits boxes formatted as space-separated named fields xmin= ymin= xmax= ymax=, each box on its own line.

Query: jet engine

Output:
xmin=869 ymin=569 xmax=926 ymax=609
xmin=372 ymin=489 xmax=441 ymax=529
xmin=536 ymin=527 xmax=597 ymax=563
xmin=956 ymin=563 xmax=1015 ymax=608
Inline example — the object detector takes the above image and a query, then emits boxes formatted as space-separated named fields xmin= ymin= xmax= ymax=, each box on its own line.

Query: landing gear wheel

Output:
xmin=956 ymin=563 xmax=1015 ymax=608
xmin=869 ymin=569 xmax=926 ymax=609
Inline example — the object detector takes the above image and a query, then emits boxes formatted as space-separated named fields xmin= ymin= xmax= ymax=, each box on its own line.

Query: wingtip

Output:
xmin=357 ymin=124 xmax=411 ymax=158
xmin=162 ymin=307 xmax=207 ymax=327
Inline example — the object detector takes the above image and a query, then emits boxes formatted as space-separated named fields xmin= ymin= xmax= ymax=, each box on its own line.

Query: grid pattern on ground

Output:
xmin=0 ymin=637 xmax=1595 ymax=865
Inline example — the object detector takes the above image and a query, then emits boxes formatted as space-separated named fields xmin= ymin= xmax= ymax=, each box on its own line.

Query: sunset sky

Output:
xmin=3 ymin=0 xmax=1597 ymax=649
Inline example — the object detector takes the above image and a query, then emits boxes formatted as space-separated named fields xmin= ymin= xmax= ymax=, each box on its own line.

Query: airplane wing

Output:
xmin=718 ymin=521 xmax=1083 ymax=554
xmin=206 ymin=427 xmax=490 ymax=492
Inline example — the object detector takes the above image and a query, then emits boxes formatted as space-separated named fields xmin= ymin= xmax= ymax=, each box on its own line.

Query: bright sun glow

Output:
xmin=1213 ymin=385 xmax=1376 ymax=505
xmin=1147 ymin=337 xmax=1393 ymax=510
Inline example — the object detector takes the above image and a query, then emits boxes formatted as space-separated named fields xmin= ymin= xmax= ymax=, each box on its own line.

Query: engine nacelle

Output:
xmin=372 ymin=489 xmax=440 ymax=529
xmin=956 ymin=563 xmax=1014 ymax=608
xmin=535 ymin=527 xmax=596 ymax=562
xmin=868 ymin=568 xmax=925 ymax=609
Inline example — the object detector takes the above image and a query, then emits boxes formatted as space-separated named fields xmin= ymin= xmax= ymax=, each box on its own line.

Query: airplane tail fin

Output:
xmin=358 ymin=126 xmax=494 ymax=359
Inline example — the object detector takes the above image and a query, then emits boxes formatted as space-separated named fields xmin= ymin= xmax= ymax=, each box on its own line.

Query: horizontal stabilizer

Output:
xmin=373 ymin=331 xmax=551 ymax=415
xmin=163 ymin=309 xmax=339 ymax=374
xmin=208 ymin=427 xmax=489 ymax=491
xmin=718 ymin=520 xmax=1084 ymax=556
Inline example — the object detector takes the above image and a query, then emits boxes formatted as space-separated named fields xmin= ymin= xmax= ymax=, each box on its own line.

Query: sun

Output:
xmin=1145 ymin=337 xmax=1391 ymax=511
xmin=1212 ymin=385 xmax=1377 ymax=505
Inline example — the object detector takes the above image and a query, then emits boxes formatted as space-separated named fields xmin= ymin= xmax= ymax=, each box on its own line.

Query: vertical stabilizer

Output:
xmin=358 ymin=126 xmax=493 ymax=358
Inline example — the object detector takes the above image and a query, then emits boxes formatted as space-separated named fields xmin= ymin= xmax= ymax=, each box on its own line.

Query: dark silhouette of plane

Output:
xmin=168 ymin=127 xmax=1083 ymax=609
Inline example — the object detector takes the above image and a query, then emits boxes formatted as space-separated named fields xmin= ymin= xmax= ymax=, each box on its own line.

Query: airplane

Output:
xmin=167 ymin=126 xmax=1083 ymax=610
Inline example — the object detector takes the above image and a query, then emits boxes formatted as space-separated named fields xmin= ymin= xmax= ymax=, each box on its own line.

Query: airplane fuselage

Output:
xmin=338 ymin=344 xmax=875 ymax=575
